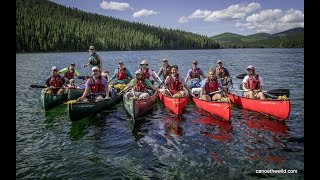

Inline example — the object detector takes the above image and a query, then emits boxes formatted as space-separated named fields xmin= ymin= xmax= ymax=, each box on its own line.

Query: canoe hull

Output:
xmin=41 ymin=89 xmax=67 ymax=111
xmin=226 ymin=93 xmax=290 ymax=121
xmin=124 ymin=91 xmax=158 ymax=119
xmin=192 ymin=97 xmax=231 ymax=121
xmin=67 ymin=88 xmax=84 ymax=100
xmin=68 ymin=94 xmax=123 ymax=122
xmin=158 ymin=93 xmax=188 ymax=115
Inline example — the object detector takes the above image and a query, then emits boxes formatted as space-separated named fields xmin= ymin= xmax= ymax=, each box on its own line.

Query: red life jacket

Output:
xmin=162 ymin=66 xmax=171 ymax=80
xmin=64 ymin=68 xmax=75 ymax=79
xmin=189 ymin=68 xmax=201 ymax=79
xmin=133 ymin=79 xmax=146 ymax=92
xmin=168 ymin=74 xmax=182 ymax=94
xmin=204 ymin=78 xmax=219 ymax=93
xmin=116 ymin=68 xmax=127 ymax=80
xmin=215 ymin=67 xmax=226 ymax=78
xmin=49 ymin=75 xmax=63 ymax=88
xmin=89 ymin=76 xmax=105 ymax=93
xmin=141 ymin=68 xmax=150 ymax=79
xmin=244 ymin=75 xmax=261 ymax=90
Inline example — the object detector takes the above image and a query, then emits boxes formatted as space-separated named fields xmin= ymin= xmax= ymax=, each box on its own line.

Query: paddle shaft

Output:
xmin=152 ymin=71 xmax=173 ymax=97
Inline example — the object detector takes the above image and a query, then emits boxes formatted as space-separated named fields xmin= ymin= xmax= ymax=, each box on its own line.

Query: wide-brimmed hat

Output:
xmin=51 ymin=66 xmax=58 ymax=71
xmin=163 ymin=58 xmax=168 ymax=62
xmin=135 ymin=69 xmax=142 ymax=75
xmin=89 ymin=45 xmax=95 ymax=50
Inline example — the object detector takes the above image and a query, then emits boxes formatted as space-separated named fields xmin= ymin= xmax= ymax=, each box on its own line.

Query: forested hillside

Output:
xmin=16 ymin=0 xmax=220 ymax=52
xmin=211 ymin=27 xmax=304 ymax=48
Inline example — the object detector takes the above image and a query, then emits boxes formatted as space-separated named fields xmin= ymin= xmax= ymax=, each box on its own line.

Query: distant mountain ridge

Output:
xmin=211 ymin=27 xmax=304 ymax=48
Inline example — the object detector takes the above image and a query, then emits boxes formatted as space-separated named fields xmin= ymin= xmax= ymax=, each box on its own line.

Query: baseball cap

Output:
xmin=140 ymin=60 xmax=148 ymax=65
xmin=135 ymin=69 xmax=142 ymax=75
xmin=192 ymin=60 xmax=197 ymax=64
xmin=89 ymin=45 xmax=95 ymax=50
xmin=92 ymin=66 xmax=99 ymax=71
xmin=51 ymin=66 xmax=58 ymax=71
xmin=217 ymin=60 xmax=222 ymax=64
xmin=162 ymin=58 xmax=168 ymax=62
xmin=247 ymin=65 xmax=254 ymax=70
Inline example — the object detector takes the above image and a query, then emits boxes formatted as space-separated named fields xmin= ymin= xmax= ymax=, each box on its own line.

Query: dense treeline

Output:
xmin=212 ymin=30 xmax=304 ymax=48
xmin=16 ymin=0 xmax=220 ymax=52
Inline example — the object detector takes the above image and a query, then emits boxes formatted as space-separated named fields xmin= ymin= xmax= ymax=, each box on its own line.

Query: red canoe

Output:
xmin=192 ymin=97 xmax=231 ymax=121
xmin=226 ymin=92 xmax=290 ymax=121
xmin=158 ymin=93 xmax=189 ymax=115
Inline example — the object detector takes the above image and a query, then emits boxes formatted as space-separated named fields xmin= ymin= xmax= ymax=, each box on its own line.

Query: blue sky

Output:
xmin=50 ymin=0 xmax=304 ymax=37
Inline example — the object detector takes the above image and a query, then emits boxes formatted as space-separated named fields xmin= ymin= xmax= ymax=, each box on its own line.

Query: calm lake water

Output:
xmin=16 ymin=49 xmax=304 ymax=179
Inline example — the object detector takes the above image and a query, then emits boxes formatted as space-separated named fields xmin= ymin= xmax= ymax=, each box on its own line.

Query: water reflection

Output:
xmin=194 ymin=115 xmax=232 ymax=141
xmin=160 ymin=116 xmax=184 ymax=138
xmin=44 ymin=104 xmax=67 ymax=128
xmin=241 ymin=109 xmax=289 ymax=164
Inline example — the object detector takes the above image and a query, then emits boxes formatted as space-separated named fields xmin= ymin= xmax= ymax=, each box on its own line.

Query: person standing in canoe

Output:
xmin=199 ymin=69 xmax=223 ymax=101
xmin=157 ymin=58 xmax=171 ymax=82
xmin=162 ymin=65 xmax=194 ymax=97
xmin=122 ymin=70 xmax=158 ymax=99
xmin=83 ymin=45 xmax=103 ymax=70
xmin=139 ymin=60 xmax=162 ymax=85
xmin=77 ymin=66 xmax=111 ymax=101
xmin=108 ymin=61 xmax=133 ymax=84
xmin=242 ymin=65 xmax=265 ymax=99
xmin=213 ymin=60 xmax=233 ymax=92
xmin=185 ymin=60 xmax=206 ymax=89
xmin=58 ymin=63 xmax=80 ymax=85
xmin=45 ymin=66 xmax=65 ymax=95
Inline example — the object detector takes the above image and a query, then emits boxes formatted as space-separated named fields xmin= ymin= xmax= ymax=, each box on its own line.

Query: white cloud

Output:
xmin=100 ymin=0 xmax=131 ymax=11
xmin=178 ymin=2 xmax=261 ymax=23
xmin=236 ymin=8 xmax=304 ymax=33
xmin=133 ymin=9 xmax=159 ymax=18
xmin=178 ymin=16 xmax=189 ymax=23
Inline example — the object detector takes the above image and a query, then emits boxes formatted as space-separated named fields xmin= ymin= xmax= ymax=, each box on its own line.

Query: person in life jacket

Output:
xmin=157 ymin=58 xmax=172 ymax=82
xmin=83 ymin=45 xmax=103 ymax=70
xmin=122 ymin=69 xmax=158 ymax=99
xmin=139 ymin=60 xmax=162 ymax=86
xmin=58 ymin=63 xmax=80 ymax=85
xmin=45 ymin=66 xmax=65 ymax=94
xmin=185 ymin=60 xmax=206 ymax=89
xmin=199 ymin=69 xmax=223 ymax=101
xmin=109 ymin=61 xmax=133 ymax=84
xmin=162 ymin=65 xmax=194 ymax=97
xmin=242 ymin=65 xmax=265 ymax=99
xmin=214 ymin=60 xmax=233 ymax=92
xmin=77 ymin=66 xmax=110 ymax=101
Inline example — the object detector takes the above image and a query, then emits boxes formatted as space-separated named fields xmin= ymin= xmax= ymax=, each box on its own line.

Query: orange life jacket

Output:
xmin=89 ymin=76 xmax=105 ymax=93
xmin=204 ymin=78 xmax=219 ymax=93
xmin=168 ymin=74 xmax=182 ymax=94
xmin=244 ymin=75 xmax=261 ymax=90
xmin=141 ymin=68 xmax=150 ymax=79
xmin=49 ymin=75 xmax=63 ymax=87
xmin=64 ymin=68 xmax=75 ymax=79
xmin=116 ymin=68 xmax=127 ymax=80
xmin=133 ymin=79 xmax=146 ymax=92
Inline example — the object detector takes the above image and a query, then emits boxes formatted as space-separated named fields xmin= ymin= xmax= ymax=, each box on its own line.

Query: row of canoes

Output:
xmin=41 ymin=87 xmax=290 ymax=122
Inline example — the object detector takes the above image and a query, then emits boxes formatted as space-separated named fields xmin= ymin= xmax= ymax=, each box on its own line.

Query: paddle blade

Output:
xmin=267 ymin=89 xmax=290 ymax=97
xmin=236 ymin=73 xmax=247 ymax=79
xmin=77 ymin=75 xmax=89 ymax=80
xmin=30 ymin=85 xmax=46 ymax=88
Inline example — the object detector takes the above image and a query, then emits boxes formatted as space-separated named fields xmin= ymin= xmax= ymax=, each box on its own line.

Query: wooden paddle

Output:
xmin=236 ymin=73 xmax=247 ymax=79
xmin=77 ymin=75 xmax=90 ymax=80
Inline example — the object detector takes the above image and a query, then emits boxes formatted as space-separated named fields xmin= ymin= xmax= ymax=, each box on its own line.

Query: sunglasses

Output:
xmin=247 ymin=68 xmax=253 ymax=71
xmin=89 ymin=49 xmax=94 ymax=50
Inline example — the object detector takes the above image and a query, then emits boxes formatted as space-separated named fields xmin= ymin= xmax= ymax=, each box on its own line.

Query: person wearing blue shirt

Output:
xmin=108 ymin=61 xmax=133 ymax=84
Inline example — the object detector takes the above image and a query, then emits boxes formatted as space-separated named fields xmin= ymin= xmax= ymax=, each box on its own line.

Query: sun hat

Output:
xmin=92 ymin=66 xmax=99 ymax=71
xmin=140 ymin=60 xmax=148 ymax=65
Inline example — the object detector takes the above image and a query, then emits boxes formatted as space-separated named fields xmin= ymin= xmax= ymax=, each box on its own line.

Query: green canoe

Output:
xmin=68 ymin=93 xmax=124 ymax=122
xmin=123 ymin=90 xmax=158 ymax=120
xmin=67 ymin=88 xmax=85 ymax=100
xmin=41 ymin=89 xmax=67 ymax=111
